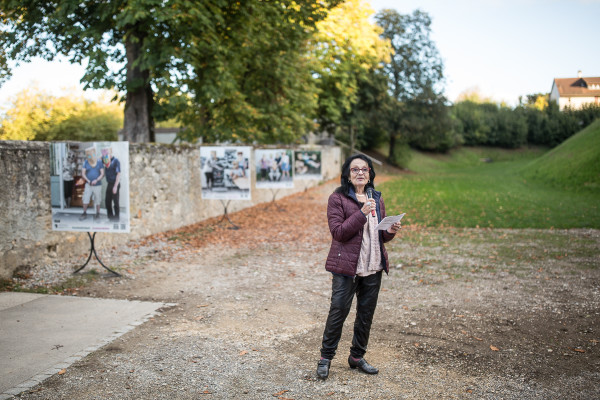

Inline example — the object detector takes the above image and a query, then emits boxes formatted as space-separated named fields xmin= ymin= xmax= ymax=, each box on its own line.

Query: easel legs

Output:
xmin=218 ymin=200 xmax=240 ymax=230
xmin=265 ymin=189 xmax=285 ymax=211
xmin=73 ymin=232 xmax=121 ymax=276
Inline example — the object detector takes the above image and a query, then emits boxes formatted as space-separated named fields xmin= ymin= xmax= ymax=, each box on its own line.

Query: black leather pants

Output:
xmin=320 ymin=271 xmax=382 ymax=360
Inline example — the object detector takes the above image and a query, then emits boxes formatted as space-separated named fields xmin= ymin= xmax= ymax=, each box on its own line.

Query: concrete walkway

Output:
xmin=0 ymin=292 xmax=172 ymax=399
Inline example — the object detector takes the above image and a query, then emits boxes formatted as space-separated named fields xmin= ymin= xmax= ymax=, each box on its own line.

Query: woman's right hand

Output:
xmin=361 ymin=199 xmax=375 ymax=216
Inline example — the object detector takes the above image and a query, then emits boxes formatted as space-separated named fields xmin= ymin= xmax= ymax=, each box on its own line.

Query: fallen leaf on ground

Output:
xmin=571 ymin=348 xmax=585 ymax=353
xmin=239 ymin=350 xmax=248 ymax=356
xmin=58 ymin=369 xmax=66 ymax=375
xmin=273 ymin=390 xmax=289 ymax=396
xmin=490 ymin=345 xmax=499 ymax=351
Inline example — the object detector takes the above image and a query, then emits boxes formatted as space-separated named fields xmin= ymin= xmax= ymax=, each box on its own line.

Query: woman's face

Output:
xmin=349 ymin=158 xmax=370 ymax=189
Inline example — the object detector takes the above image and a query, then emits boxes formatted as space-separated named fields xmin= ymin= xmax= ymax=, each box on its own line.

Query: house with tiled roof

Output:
xmin=550 ymin=71 xmax=600 ymax=110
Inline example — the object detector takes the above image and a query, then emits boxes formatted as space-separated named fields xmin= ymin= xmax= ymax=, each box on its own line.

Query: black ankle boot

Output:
xmin=317 ymin=358 xmax=331 ymax=379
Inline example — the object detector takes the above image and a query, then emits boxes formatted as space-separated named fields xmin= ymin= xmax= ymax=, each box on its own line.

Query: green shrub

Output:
xmin=452 ymin=100 xmax=600 ymax=149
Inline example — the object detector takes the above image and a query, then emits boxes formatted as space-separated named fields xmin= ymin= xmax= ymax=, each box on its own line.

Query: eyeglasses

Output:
xmin=350 ymin=167 xmax=370 ymax=175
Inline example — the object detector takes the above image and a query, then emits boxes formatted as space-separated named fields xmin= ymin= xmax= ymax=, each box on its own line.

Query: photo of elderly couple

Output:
xmin=50 ymin=141 xmax=130 ymax=233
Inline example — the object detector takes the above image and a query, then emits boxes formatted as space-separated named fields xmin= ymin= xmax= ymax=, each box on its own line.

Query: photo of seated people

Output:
xmin=50 ymin=142 xmax=130 ymax=233
xmin=294 ymin=150 xmax=322 ymax=179
xmin=255 ymin=149 xmax=294 ymax=189
xmin=200 ymin=146 xmax=251 ymax=200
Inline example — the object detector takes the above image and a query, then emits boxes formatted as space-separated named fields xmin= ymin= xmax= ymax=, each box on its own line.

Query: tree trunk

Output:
xmin=349 ymin=125 xmax=355 ymax=155
xmin=388 ymin=132 xmax=397 ymax=163
xmin=146 ymin=84 xmax=155 ymax=143
xmin=122 ymin=31 xmax=154 ymax=143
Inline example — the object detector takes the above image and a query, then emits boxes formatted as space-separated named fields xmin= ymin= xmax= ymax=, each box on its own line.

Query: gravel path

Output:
xmin=11 ymin=180 xmax=600 ymax=399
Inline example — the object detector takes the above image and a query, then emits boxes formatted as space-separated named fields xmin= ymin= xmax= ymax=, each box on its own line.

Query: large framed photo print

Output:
xmin=255 ymin=149 xmax=294 ymax=189
xmin=201 ymin=146 xmax=251 ymax=200
xmin=50 ymin=142 xmax=130 ymax=233
xmin=294 ymin=150 xmax=322 ymax=180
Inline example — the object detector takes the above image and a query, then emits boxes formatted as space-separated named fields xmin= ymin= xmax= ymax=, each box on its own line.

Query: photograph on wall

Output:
xmin=50 ymin=141 xmax=130 ymax=233
xmin=294 ymin=150 xmax=322 ymax=180
xmin=200 ymin=146 xmax=251 ymax=200
xmin=255 ymin=149 xmax=294 ymax=189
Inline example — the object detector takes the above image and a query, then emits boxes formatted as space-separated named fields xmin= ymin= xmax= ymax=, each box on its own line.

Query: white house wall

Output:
xmin=549 ymin=83 xmax=560 ymax=106
xmin=560 ymin=96 xmax=596 ymax=110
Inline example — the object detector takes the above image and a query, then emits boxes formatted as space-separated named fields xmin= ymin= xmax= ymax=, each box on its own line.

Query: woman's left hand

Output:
xmin=387 ymin=221 xmax=402 ymax=234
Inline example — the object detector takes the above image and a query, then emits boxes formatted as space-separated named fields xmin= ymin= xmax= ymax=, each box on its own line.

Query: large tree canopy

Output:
xmin=176 ymin=1 xmax=337 ymax=144
xmin=0 ymin=0 xmax=340 ymax=143
xmin=311 ymin=0 xmax=391 ymax=137
xmin=0 ymin=0 xmax=213 ymax=142
xmin=376 ymin=9 xmax=444 ymax=102
xmin=375 ymin=9 xmax=454 ymax=160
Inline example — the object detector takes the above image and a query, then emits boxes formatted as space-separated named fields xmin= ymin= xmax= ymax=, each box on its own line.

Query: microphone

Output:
xmin=366 ymin=188 xmax=376 ymax=217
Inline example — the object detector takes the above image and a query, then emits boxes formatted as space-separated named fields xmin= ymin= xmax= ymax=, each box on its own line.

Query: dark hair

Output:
xmin=337 ymin=154 xmax=376 ymax=195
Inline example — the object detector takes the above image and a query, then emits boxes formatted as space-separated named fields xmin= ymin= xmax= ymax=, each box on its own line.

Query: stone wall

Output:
xmin=0 ymin=141 xmax=341 ymax=279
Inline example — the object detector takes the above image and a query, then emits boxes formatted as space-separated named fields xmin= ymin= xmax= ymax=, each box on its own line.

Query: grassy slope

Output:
xmin=377 ymin=142 xmax=599 ymax=229
xmin=521 ymin=119 xmax=600 ymax=192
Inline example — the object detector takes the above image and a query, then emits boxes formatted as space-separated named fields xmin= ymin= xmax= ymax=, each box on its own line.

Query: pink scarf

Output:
xmin=356 ymin=211 xmax=382 ymax=276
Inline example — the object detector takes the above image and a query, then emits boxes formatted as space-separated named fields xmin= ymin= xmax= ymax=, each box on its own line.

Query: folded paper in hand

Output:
xmin=375 ymin=213 xmax=405 ymax=230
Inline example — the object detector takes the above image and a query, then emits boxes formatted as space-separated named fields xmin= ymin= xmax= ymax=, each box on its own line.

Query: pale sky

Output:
xmin=371 ymin=0 xmax=600 ymax=104
xmin=1 ymin=0 xmax=599 ymax=108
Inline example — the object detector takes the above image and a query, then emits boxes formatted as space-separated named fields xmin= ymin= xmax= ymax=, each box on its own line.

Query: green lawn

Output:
xmin=522 ymin=119 xmax=600 ymax=192
xmin=378 ymin=147 xmax=600 ymax=229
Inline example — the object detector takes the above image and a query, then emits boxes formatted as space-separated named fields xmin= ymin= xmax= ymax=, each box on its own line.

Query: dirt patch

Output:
xmin=15 ymin=179 xmax=600 ymax=399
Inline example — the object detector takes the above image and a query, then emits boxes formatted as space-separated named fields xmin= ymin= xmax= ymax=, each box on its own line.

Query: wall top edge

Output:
xmin=1 ymin=141 xmax=336 ymax=150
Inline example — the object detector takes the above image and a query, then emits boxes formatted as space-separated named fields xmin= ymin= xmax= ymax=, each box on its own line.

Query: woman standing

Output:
xmin=317 ymin=154 xmax=402 ymax=380
xmin=62 ymin=148 xmax=76 ymax=208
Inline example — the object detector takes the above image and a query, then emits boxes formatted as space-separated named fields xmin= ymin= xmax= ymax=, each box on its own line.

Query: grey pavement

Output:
xmin=0 ymin=292 xmax=173 ymax=399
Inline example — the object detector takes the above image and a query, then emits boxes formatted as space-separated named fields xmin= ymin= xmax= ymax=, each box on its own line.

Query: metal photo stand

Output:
xmin=265 ymin=189 xmax=285 ymax=211
xmin=296 ymin=183 xmax=312 ymax=199
xmin=217 ymin=200 xmax=240 ymax=230
xmin=73 ymin=232 xmax=121 ymax=276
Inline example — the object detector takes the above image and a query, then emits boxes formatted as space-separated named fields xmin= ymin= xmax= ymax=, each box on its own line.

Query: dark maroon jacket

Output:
xmin=325 ymin=187 xmax=396 ymax=276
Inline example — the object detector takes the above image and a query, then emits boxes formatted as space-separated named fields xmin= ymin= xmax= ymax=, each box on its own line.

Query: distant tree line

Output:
xmin=0 ymin=88 xmax=122 ymax=141
xmin=361 ymin=93 xmax=600 ymax=161
xmin=451 ymin=101 xmax=600 ymax=149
